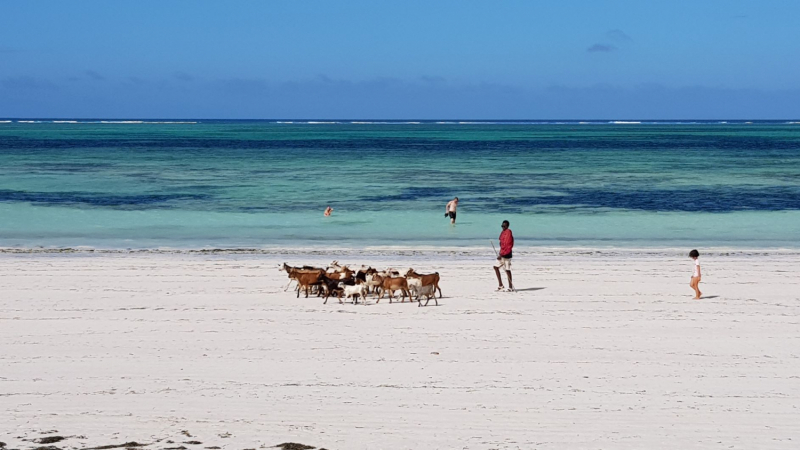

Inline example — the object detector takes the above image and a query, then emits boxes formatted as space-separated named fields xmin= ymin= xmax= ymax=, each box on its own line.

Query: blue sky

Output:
xmin=1 ymin=0 xmax=799 ymax=119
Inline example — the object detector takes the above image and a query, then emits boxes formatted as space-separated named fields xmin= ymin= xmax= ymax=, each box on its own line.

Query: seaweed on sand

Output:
xmin=85 ymin=443 xmax=147 ymax=450
xmin=275 ymin=444 xmax=316 ymax=450
xmin=34 ymin=438 xmax=65 ymax=445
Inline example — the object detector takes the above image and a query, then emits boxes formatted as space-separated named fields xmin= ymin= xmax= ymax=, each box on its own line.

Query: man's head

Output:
xmin=501 ymin=220 xmax=509 ymax=229
xmin=454 ymin=197 xmax=459 ymax=202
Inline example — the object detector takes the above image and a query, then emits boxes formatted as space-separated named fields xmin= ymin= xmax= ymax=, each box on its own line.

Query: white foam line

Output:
xmin=90 ymin=121 xmax=197 ymax=124
xmin=2 ymin=246 xmax=799 ymax=257
xmin=145 ymin=121 xmax=197 ymax=124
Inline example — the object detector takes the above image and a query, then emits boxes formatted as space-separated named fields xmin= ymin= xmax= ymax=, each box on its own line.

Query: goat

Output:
xmin=327 ymin=261 xmax=351 ymax=273
xmin=378 ymin=268 xmax=401 ymax=278
xmin=376 ymin=276 xmax=410 ymax=303
xmin=354 ymin=267 xmax=376 ymax=283
xmin=280 ymin=263 xmax=325 ymax=292
xmin=364 ymin=273 xmax=383 ymax=295
xmin=405 ymin=268 xmax=442 ymax=298
xmin=319 ymin=275 xmax=345 ymax=304
xmin=352 ymin=265 xmax=374 ymax=274
xmin=339 ymin=282 xmax=368 ymax=305
xmin=406 ymin=277 xmax=422 ymax=298
xmin=294 ymin=271 xmax=325 ymax=298
xmin=411 ymin=283 xmax=438 ymax=306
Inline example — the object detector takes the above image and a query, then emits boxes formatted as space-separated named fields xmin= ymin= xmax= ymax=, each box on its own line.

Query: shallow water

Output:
xmin=1 ymin=120 xmax=799 ymax=249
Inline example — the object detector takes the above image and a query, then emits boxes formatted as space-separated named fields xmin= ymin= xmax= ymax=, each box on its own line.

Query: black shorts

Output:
xmin=447 ymin=211 xmax=457 ymax=220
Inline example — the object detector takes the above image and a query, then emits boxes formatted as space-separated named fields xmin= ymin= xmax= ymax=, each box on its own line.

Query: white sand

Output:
xmin=1 ymin=250 xmax=799 ymax=449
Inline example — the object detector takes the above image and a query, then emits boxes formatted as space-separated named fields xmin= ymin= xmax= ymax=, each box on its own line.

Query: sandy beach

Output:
xmin=1 ymin=250 xmax=799 ymax=449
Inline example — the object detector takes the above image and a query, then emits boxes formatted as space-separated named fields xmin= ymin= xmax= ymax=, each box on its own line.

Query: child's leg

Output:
xmin=690 ymin=277 xmax=702 ymax=299
xmin=695 ymin=277 xmax=702 ymax=299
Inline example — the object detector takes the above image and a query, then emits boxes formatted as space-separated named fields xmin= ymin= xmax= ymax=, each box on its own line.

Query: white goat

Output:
xmin=339 ymin=282 xmax=368 ymax=305
xmin=364 ymin=273 xmax=383 ymax=295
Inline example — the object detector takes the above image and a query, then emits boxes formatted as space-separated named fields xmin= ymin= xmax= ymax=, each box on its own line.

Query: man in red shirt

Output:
xmin=493 ymin=220 xmax=515 ymax=292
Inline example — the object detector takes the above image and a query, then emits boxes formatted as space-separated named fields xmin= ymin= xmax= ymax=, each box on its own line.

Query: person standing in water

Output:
xmin=445 ymin=197 xmax=459 ymax=224
xmin=324 ymin=206 xmax=333 ymax=217
xmin=689 ymin=249 xmax=702 ymax=299
xmin=493 ymin=220 xmax=515 ymax=292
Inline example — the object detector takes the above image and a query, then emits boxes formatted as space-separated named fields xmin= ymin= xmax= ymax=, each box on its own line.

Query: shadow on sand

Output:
xmin=514 ymin=287 xmax=546 ymax=292
xmin=700 ymin=295 xmax=719 ymax=299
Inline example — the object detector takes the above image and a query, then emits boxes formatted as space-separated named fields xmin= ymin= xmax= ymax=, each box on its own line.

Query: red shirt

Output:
xmin=499 ymin=228 xmax=514 ymax=257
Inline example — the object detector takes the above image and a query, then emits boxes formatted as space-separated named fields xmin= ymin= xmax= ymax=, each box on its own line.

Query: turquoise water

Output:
xmin=1 ymin=120 xmax=799 ymax=249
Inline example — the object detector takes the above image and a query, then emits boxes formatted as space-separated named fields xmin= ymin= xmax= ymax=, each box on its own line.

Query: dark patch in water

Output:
xmin=3 ymin=184 xmax=799 ymax=213
xmin=355 ymin=185 xmax=800 ymax=213
xmin=361 ymin=186 xmax=452 ymax=202
xmin=3 ymin=134 xmax=799 ymax=152
xmin=501 ymin=186 xmax=800 ymax=212
xmin=0 ymin=189 xmax=209 ymax=208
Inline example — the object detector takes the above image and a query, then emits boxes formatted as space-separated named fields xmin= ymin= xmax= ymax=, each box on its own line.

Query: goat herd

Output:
xmin=279 ymin=261 xmax=443 ymax=306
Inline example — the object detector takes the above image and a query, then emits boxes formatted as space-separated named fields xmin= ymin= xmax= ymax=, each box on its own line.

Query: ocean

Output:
xmin=1 ymin=120 xmax=799 ymax=250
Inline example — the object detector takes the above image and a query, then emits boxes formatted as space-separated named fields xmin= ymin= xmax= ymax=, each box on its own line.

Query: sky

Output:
xmin=1 ymin=0 xmax=799 ymax=119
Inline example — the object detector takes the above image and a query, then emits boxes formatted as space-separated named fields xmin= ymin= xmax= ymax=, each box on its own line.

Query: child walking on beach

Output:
xmin=689 ymin=249 xmax=702 ymax=299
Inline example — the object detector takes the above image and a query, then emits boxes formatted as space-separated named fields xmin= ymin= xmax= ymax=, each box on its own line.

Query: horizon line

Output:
xmin=3 ymin=117 xmax=800 ymax=122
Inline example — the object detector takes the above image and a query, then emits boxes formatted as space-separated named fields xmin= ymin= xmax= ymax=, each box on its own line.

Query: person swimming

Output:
xmin=324 ymin=206 xmax=333 ymax=217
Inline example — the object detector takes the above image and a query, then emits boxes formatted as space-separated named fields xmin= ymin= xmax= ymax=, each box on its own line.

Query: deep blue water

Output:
xmin=1 ymin=120 xmax=799 ymax=249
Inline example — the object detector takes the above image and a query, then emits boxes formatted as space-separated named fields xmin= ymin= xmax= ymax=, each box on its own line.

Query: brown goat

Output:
xmin=294 ymin=271 xmax=324 ymax=298
xmin=281 ymin=263 xmax=325 ymax=292
xmin=405 ymin=269 xmax=442 ymax=298
xmin=376 ymin=277 xmax=410 ymax=303
xmin=325 ymin=268 xmax=354 ymax=281
xmin=279 ymin=263 xmax=325 ymax=297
